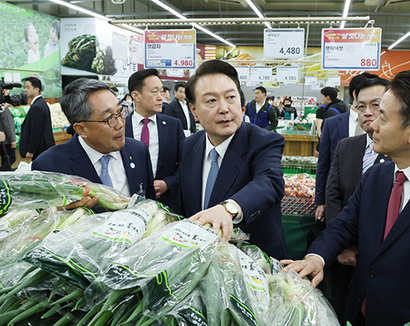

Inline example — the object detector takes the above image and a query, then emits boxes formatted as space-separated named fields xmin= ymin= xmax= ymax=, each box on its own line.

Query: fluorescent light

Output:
xmin=49 ymin=0 xmax=110 ymax=21
xmin=244 ymin=0 xmax=272 ymax=29
xmin=151 ymin=0 xmax=235 ymax=48
xmin=388 ymin=30 xmax=410 ymax=50
xmin=340 ymin=0 xmax=352 ymax=29
xmin=118 ymin=24 xmax=144 ymax=35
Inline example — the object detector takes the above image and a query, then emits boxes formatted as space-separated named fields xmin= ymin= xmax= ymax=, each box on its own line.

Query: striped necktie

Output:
xmin=355 ymin=121 xmax=363 ymax=136
xmin=362 ymin=141 xmax=378 ymax=174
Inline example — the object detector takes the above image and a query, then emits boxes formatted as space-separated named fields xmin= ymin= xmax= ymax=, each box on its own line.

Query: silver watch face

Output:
xmin=225 ymin=202 xmax=238 ymax=215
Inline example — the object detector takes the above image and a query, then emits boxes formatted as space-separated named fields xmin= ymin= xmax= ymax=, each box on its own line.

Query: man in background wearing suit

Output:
xmin=20 ymin=77 xmax=55 ymax=162
xmin=179 ymin=60 xmax=287 ymax=259
xmin=315 ymin=73 xmax=377 ymax=221
xmin=125 ymin=69 xmax=185 ymax=212
xmin=162 ymin=82 xmax=196 ymax=136
xmin=324 ymin=75 xmax=390 ymax=324
xmin=282 ymin=70 xmax=410 ymax=326
xmin=32 ymin=78 xmax=155 ymax=203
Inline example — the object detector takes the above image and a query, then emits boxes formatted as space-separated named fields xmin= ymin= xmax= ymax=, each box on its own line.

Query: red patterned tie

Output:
xmin=384 ymin=171 xmax=407 ymax=239
xmin=140 ymin=118 xmax=150 ymax=148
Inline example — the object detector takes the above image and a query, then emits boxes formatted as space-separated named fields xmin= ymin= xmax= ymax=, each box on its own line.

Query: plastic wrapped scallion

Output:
xmin=24 ymin=197 xmax=181 ymax=297
xmin=0 ymin=171 xmax=130 ymax=213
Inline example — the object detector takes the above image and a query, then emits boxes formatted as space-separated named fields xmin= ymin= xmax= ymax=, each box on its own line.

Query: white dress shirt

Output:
xmin=131 ymin=112 xmax=159 ymax=176
xmin=393 ymin=165 xmax=410 ymax=213
xmin=78 ymin=136 xmax=130 ymax=196
xmin=255 ymin=99 xmax=266 ymax=114
xmin=348 ymin=108 xmax=362 ymax=137
xmin=179 ymin=100 xmax=191 ymax=133
xmin=30 ymin=95 xmax=42 ymax=106
xmin=201 ymin=134 xmax=243 ymax=223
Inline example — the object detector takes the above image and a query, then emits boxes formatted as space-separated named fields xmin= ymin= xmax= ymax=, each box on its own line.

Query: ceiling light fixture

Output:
xmin=151 ymin=0 xmax=235 ymax=48
xmin=49 ymin=0 xmax=110 ymax=21
xmin=388 ymin=30 xmax=410 ymax=50
xmin=339 ymin=0 xmax=352 ymax=29
xmin=244 ymin=0 xmax=272 ymax=29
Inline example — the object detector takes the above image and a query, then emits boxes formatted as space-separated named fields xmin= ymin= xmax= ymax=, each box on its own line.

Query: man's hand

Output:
xmin=337 ymin=246 xmax=358 ymax=267
xmin=189 ymin=204 xmax=233 ymax=242
xmin=58 ymin=196 xmax=99 ymax=211
xmin=2 ymin=89 xmax=9 ymax=96
xmin=10 ymin=142 xmax=16 ymax=149
xmin=24 ymin=152 xmax=34 ymax=163
xmin=315 ymin=204 xmax=325 ymax=222
xmin=281 ymin=255 xmax=324 ymax=287
xmin=0 ymin=132 xmax=5 ymax=142
xmin=153 ymin=180 xmax=169 ymax=199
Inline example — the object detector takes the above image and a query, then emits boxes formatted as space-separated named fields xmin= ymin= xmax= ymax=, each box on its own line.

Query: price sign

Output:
xmin=250 ymin=66 xmax=272 ymax=83
xmin=145 ymin=30 xmax=196 ymax=69
xmin=276 ymin=66 xmax=299 ymax=84
xmin=322 ymin=28 xmax=381 ymax=70
xmin=305 ymin=76 xmax=318 ymax=86
xmin=326 ymin=76 xmax=341 ymax=87
xmin=235 ymin=66 xmax=249 ymax=82
xmin=264 ymin=29 xmax=305 ymax=59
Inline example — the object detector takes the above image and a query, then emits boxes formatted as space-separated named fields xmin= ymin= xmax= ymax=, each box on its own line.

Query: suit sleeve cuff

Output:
xmin=305 ymin=253 xmax=325 ymax=268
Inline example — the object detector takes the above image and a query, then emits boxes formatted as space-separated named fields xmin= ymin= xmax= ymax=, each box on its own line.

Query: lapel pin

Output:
xmin=129 ymin=156 xmax=133 ymax=160
xmin=130 ymin=162 xmax=135 ymax=169
xmin=380 ymin=158 xmax=385 ymax=163
xmin=162 ymin=121 xmax=166 ymax=125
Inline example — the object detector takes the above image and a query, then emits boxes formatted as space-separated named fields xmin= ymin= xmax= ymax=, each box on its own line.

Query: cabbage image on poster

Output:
xmin=0 ymin=1 xmax=62 ymax=98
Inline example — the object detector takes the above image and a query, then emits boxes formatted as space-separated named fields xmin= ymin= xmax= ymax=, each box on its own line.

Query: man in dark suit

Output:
xmin=32 ymin=78 xmax=155 ymax=203
xmin=324 ymin=76 xmax=390 ymax=324
xmin=315 ymin=73 xmax=383 ymax=220
xmin=282 ymin=70 xmax=410 ymax=326
xmin=162 ymin=83 xmax=196 ymax=136
xmin=125 ymin=69 xmax=185 ymax=212
xmin=20 ymin=77 xmax=55 ymax=161
xmin=180 ymin=60 xmax=287 ymax=259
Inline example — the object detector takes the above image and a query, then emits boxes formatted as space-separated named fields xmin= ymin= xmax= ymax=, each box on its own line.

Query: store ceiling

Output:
xmin=9 ymin=0 xmax=410 ymax=50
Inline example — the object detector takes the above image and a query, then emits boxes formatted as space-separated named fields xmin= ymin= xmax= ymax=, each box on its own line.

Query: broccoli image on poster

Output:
xmin=62 ymin=34 xmax=116 ymax=75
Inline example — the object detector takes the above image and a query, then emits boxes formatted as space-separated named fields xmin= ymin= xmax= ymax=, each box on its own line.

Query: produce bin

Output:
xmin=282 ymin=155 xmax=317 ymax=174
xmin=282 ymin=214 xmax=315 ymax=260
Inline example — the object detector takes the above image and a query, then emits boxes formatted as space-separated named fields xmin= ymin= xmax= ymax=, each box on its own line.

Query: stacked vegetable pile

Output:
xmin=0 ymin=171 xmax=339 ymax=325
xmin=282 ymin=173 xmax=316 ymax=215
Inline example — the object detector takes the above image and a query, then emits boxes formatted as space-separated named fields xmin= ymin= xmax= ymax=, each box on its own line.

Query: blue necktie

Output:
xmin=99 ymin=155 xmax=113 ymax=188
xmin=204 ymin=148 xmax=219 ymax=209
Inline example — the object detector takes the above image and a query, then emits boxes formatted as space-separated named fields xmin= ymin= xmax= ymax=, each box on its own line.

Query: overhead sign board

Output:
xmin=145 ymin=29 xmax=196 ymax=69
xmin=322 ymin=28 xmax=382 ymax=70
xmin=264 ymin=29 xmax=305 ymax=59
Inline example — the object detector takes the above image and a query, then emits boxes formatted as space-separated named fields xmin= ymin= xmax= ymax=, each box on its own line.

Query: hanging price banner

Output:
xmin=235 ymin=66 xmax=249 ymax=82
xmin=264 ymin=29 xmax=305 ymax=59
xmin=145 ymin=30 xmax=196 ymax=69
xmin=322 ymin=28 xmax=381 ymax=70
xmin=276 ymin=66 xmax=299 ymax=84
xmin=250 ymin=66 xmax=272 ymax=83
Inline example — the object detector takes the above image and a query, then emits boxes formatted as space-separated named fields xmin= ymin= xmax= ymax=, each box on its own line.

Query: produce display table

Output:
xmin=282 ymin=134 xmax=318 ymax=157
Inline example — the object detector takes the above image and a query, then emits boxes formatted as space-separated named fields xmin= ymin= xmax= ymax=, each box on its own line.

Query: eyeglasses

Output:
xmin=78 ymin=106 xmax=127 ymax=128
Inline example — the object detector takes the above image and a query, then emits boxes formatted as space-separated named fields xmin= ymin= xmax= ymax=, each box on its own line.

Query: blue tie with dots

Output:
xmin=204 ymin=148 xmax=219 ymax=209
xmin=99 ymin=155 xmax=113 ymax=188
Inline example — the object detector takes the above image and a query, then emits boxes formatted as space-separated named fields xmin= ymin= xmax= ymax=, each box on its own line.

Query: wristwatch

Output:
xmin=219 ymin=201 xmax=239 ymax=220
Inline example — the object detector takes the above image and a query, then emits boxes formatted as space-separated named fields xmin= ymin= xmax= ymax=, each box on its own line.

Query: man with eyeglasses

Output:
xmin=32 ymin=78 xmax=156 ymax=204
xmin=125 ymin=69 xmax=185 ymax=212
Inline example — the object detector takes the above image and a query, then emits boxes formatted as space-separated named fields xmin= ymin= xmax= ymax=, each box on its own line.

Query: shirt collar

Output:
xmin=78 ymin=136 xmax=121 ymax=165
xmin=366 ymin=134 xmax=373 ymax=148
xmin=133 ymin=111 xmax=157 ymax=125
xmin=394 ymin=164 xmax=410 ymax=183
xmin=349 ymin=108 xmax=359 ymax=121
xmin=204 ymin=133 xmax=235 ymax=160
xmin=31 ymin=95 xmax=42 ymax=104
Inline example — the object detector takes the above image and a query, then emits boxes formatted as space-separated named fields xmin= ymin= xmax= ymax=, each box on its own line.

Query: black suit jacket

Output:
xmin=125 ymin=112 xmax=185 ymax=212
xmin=326 ymin=134 xmax=391 ymax=223
xmin=162 ymin=98 xmax=196 ymax=134
xmin=20 ymin=97 xmax=55 ymax=159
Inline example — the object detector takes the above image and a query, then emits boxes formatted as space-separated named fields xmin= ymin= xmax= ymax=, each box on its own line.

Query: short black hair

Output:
xmin=266 ymin=96 xmax=275 ymax=102
xmin=174 ymin=83 xmax=186 ymax=92
xmin=320 ymin=86 xmax=338 ymax=101
xmin=24 ymin=77 xmax=42 ymax=92
xmin=162 ymin=86 xmax=170 ymax=93
xmin=349 ymin=73 xmax=372 ymax=101
xmin=390 ymin=70 xmax=410 ymax=129
xmin=240 ymin=89 xmax=246 ymax=107
xmin=186 ymin=60 xmax=240 ymax=104
xmin=51 ymin=19 xmax=60 ymax=39
xmin=128 ymin=69 xmax=160 ymax=93
xmin=255 ymin=86 xmax=266 ymax=95
xmin=355 ymin=74 xmax=390 ymax=98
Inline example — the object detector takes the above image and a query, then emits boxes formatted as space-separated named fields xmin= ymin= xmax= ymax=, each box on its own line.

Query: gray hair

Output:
xmin=59 ymin=78 xmax=113 ymax=125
